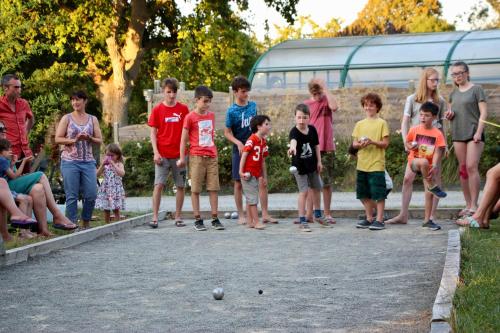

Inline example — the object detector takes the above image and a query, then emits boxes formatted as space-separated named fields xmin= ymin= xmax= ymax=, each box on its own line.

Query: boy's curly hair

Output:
xmin=360 ymin=93 xmax=383 ymax=112
xmin=231 ymin=76 xmax=251 ymax=92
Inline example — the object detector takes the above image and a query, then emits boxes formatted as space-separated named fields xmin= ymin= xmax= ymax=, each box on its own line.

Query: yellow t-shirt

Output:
xmin=352 ymin=117 xmax=390 ymax=172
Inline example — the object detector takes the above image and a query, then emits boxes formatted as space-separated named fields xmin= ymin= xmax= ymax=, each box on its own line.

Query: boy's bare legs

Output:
xmin=361 ymin=199 xmax=376 ymax=222
xmin=375 ymin=200 xmax=385 ymax=222
xmin=424 ymin=191 xmax=433 ymax=222
xmin=234 ymin=181 xmax=246 ymax=224
xmin=387 ymin=165 xmax=416 ymax=224
xmin=430 ymin=165 xmax=442 ymax=220
xmin=152 ymin=183 xmax=163 ymax=222
xmin=191 ymin=192 xmax=201 ymax=218
xmin=466 ymin=141 xmax=484 ymax=212
xmin=175 ymin=187 xmax=185 ymax=220
xmin=298 ymin=191 xmax=307 ymax=218
xmin=259 ymin=178 xmax=277 ymax=223
xmin=454 ymin=142 xmax=472 ymax=211
xmin=323 ymin=185 xmax=333 ymax=220
xmin=312 ymin=188 xmax=321 ymax=215
xmin=208 ymin=190 xmax=218 ymax=217
xmin=305 ymin=190 xmax=314 ymax=221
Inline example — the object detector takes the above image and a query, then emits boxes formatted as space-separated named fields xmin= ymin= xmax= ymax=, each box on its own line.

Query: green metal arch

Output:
xmin=339 ymin=36 xmax=376 ymax=88
xmin=248 ymin=41 xmax=285 ymax=83
xmin=443 ymin=31 xmax=471 ymax=84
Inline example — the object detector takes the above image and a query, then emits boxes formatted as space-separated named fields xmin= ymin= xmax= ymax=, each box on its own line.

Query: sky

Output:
xmin=178 ymin=0 xmax=493 ymax=41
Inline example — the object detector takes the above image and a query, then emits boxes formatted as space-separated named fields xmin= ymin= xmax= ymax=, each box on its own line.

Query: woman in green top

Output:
xmin=444 ymin=61 xmax=488 ymax=217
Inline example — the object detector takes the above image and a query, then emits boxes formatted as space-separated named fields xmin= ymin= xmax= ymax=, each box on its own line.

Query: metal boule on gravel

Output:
xmin=213 ymin=287 xmax=224 ymax=300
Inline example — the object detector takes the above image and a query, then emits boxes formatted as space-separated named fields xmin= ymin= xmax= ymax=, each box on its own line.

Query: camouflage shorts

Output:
xmin=320 ymin=151 xmax=335 ymax=186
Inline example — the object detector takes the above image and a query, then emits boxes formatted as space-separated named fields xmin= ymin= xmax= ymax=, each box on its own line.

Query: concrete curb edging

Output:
xmin=430 ymin=229 xmax=461 ymax=333
xmin=0 ymin=211 xmax=166 ymax=267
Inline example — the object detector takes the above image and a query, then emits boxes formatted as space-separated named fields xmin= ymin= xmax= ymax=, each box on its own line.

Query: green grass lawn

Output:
xmin=451 ymin=219 xmax=500 ymax=332
xmin=4 ymin=210 xmax=142 ymax=250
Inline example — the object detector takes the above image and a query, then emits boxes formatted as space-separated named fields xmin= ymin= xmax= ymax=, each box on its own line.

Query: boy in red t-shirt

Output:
xmin=405 ymin=102 xmax=447 ymax=230
xmin=239 ymin=115 xmax=271 ymax=230
xmin=148 ymin=78 xmax=189 ymax=228
xmin=178 ymin=86 xmax=224 ymax=231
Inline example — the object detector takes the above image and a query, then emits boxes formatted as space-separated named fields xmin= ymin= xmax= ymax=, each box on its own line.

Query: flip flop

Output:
xmin=149 ymin=221 xmax=158 ymax=229
xmin=53 ymin=223 xmax=78 ymax=230
xmin=457 ymin=208 xmax=471 ymax=217
xmin=10 ymin=218 xmax=38 ymax=229
xmin=263 ymin=218 xmax=279 ymax=224
xmin=175 ymin=220 xmax=186 ymax=227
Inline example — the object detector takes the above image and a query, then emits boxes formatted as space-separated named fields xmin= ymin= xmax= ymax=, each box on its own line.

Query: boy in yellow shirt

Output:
xmin=352 ymin=93 xmax=390 ymax=230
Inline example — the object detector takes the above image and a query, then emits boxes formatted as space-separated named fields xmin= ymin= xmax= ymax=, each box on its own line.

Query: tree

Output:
xmin=455 ymin=0 xmax=500 ymax=29
xmin=0 ymin=0 xmax=298 ymax=126
xmin=155 ymin=1 xmax=260 ymax=91
xmin=273 ymin=15 xmax=342 ymax=44
xmin=344 ymin=0 xmax=454 ymax=35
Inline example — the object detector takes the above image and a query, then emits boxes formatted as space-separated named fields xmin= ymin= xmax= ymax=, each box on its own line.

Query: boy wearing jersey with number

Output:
xmin=239 ymin=115 xmax=271 ymax=230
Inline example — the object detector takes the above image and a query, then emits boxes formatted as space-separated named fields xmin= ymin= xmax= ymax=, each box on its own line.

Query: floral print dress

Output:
xmin=95 ymin=164 xmax=126 ymax=210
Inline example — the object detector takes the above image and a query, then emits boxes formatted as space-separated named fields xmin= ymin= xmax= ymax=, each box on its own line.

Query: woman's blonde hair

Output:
xmin=415 ymin=67 xmax=440 ymax=104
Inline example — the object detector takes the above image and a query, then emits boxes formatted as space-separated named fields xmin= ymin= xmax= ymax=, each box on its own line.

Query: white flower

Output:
xmin=136 ymin=142 xmax=142 ymax=148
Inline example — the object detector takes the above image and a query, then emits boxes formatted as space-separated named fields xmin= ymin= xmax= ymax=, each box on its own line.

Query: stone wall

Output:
xmin=119 ymin=84 xmax=500 ymax=142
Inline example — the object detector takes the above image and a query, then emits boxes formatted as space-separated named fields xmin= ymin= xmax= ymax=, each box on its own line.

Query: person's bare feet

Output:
xmin=238 ymin=217 xmax=247 ymax=225
xmin=254 ymin=223 xmax=266 ymax=230
xmin=386 ymin=215 xmax=408 ymax=224
xmin=38 ymin=230 xmax=54 ymax=237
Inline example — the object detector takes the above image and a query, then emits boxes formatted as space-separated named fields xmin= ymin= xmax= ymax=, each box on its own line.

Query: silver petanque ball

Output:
xmin=231 ymin=212 xmax=239 ymax=219
xmin=289 ymin=166 xmax=298 ymax=174
xmin=213 ymin=287 xmax=224 ymax=300
xmin=224 ymin=212 xmax=231 ymax=219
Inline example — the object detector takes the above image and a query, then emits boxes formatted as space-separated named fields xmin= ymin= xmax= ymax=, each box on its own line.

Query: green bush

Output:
xmin=121 ymin=126 xmax=499 ymax=195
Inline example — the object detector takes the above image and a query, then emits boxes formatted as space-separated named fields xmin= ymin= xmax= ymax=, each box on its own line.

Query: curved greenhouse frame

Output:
xmin=249 ymin=29 xmax=500 ymax=89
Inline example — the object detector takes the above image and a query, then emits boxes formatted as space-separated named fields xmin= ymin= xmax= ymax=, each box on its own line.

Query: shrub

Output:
xmin=121 ymin=125 xmax=499 ymax=195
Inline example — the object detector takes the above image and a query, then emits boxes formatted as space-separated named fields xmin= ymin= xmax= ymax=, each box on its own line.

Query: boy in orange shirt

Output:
xmin=405 ymin=101 xmax=447 ymax=230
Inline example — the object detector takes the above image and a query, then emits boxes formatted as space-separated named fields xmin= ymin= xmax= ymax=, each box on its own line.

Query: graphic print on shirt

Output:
xmin=300 ymin=143 xmax=312 ymax=159
xmin=165 ymin=113 xmax=181 ymax=123
xmin=198 ymin=119 xmax=214 ymax=147
xmin=245 ymin=140 xmax=261 ymax=162
xmin=415 ymin=134 xmax=436 ymax=160
xmin=241 ymin=113 xmax=252 ymax=129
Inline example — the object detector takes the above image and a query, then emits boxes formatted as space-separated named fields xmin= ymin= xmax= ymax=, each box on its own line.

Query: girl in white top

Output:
xmin=387 ymin=67 xmax=447 ymax=225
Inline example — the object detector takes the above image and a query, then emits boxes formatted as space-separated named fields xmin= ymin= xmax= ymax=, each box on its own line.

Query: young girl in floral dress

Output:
xmin=96 ymin=144 xmax=126 ymax=224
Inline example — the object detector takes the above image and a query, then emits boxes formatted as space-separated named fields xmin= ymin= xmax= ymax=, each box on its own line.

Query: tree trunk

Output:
xmin=97 ymin=80 xmax=132 ymax=126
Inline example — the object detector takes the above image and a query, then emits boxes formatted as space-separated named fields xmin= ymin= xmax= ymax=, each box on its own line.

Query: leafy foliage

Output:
xmin=272 ymin=15 xmax=343 ymax=44
xmin=344 ymin=0 xmax=454 ymax=35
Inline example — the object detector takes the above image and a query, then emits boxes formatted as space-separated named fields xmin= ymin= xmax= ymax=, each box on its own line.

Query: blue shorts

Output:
xmin=232 ymin=146 xmax=241 ymax=181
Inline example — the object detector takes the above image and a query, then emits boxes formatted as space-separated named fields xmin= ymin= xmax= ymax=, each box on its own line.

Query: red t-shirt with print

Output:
xmin=242 ymin=133 xmax=268 ymax=178
xmin=148 ymin=102 xmax=189 ymax=158
xmin=183 ymin=111 xmax=217 ymax=157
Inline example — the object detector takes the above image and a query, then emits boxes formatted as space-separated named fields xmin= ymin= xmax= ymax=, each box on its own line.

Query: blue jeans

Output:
xmin=61 ymin=160 xmax=97 ymax=223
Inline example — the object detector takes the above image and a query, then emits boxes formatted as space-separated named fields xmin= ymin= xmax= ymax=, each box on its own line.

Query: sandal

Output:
xmin=325 ymin=216 xmax=336 ymax=224
xmin=262 ymin=217 xmax=279 ymax=224
xmin=149 ymin=221 xmax=158 ymax=229
xmin=175 ymin=220 xmax=186 ymax=227
xmin=456 ymin=216 xmax=480 ymax=228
